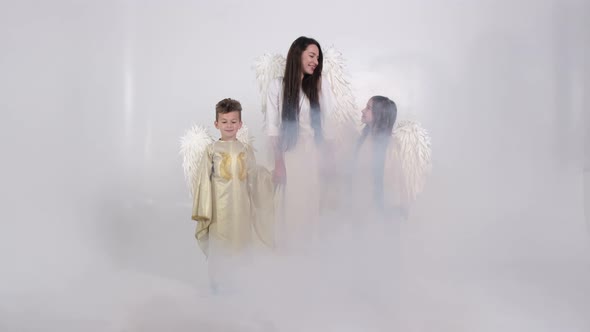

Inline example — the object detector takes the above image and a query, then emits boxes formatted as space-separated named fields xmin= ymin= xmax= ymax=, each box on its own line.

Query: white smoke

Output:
xmin=0 ymin=0 xmax=588 ymax=331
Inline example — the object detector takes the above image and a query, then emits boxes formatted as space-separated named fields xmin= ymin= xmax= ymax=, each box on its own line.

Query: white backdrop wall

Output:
xmin=1 ymin=0 xmax=588 ymax=330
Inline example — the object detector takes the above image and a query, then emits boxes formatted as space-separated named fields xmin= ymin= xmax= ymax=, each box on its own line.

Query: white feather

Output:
xmin=254 ymin=47 xmax=360 ymax=137
xmin=322 ymin=47 xmax=360 ymax=129
xmin=236 ymin=125 xmax=254 ymax=147
xmin=255 ymin=53 xmax=285 ymax=120
xmin=391 ymin=119 xmax=432 ymax=202
xmin=253 ymin=48 xmax=434 ymax=207
xmin=179 ymin=125 xmax=214 ymax=197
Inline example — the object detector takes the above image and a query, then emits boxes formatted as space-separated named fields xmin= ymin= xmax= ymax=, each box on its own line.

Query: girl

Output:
xmin=352 ymin=96 xmax=398 ymax=221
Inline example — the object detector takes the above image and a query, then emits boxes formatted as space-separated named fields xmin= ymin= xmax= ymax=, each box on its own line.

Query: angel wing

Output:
xmin=388 ymin=120 xmax=432 ymax=207
xmin=255 ymin=53 xmax=285 ymax=121
xmin=322 ymin=47 xmax=360 ymax=129
xmin=254 ymin=47 xmax=434 ymax=220
xmin=179 ymin=124 xmax=255 ymax=196
xmin=236 ymin=124 xmax=254 ymax=147
xmin=179 ymin=125 xmax=214 ymax=197
xmin=254 ymin=47 xmax=359 ymax=131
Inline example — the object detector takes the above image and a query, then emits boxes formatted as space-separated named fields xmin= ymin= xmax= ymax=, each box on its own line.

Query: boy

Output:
xmin=192 ymin=98 xmax=274 ymax=290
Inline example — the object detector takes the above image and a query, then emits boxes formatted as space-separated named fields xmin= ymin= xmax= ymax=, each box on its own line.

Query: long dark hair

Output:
xmin=281 ymin=36 xmax=323 ymax=151
xmin=357 ymin=96 xmax=397 ymax=210
xmin=359 ymin=96 xmax=397 ymax=142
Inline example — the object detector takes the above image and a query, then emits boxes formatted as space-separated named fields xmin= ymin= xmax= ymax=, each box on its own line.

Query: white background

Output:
xmin=1 ymin=0 xmax=588 ymax=331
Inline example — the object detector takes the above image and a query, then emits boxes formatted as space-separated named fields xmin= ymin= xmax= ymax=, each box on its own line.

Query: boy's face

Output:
xmin=215 ymin=111 xmax=242 ymax=141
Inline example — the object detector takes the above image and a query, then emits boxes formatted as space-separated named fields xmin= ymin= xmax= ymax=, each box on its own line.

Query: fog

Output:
xmin=1 ymin=0 xmax=589 ymax=331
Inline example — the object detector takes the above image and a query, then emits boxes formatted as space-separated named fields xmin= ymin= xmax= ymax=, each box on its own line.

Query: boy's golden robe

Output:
xmin=192 ymin=140 xmax=274 ymax=255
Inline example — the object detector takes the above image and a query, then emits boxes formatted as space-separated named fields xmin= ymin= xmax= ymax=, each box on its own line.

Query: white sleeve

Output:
xmin=265 ymin=78 xmax=282 ymax=137
xmin=320 ymin=77 xmax=336 ymax=140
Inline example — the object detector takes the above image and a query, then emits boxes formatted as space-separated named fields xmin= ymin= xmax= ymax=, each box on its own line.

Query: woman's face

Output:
xmin=300 ymin=44 xmax=319 ymax=75
xmin=361 ymin=99 xmax=373 ymax=124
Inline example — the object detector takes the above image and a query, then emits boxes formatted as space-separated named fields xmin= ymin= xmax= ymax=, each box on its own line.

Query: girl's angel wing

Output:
xmin=387 ymin=119 xmax=432 ymax=207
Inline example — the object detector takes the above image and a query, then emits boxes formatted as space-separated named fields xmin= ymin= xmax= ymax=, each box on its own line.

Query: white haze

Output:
xmin=0 ymin=0 xmax=589 ymax=331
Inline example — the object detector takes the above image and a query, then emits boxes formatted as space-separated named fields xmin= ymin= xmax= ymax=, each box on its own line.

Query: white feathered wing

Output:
xmin=254 ymin=47 xmax=433 ymax=211
xmin=388 ymin=120 xmax=432 ymax=207
xmin=255 ymin=53 xmax=285 ymax=128
xmin=254 ymin=47 xmax=359 ymax=132
xmin=179 ymin=125 xmax=214 ymax=198
xmin=236 ymin=124 xmax=254 ymax=147
xmin=321 ymin=47 xmax=360 ymax=130
xmin=180 ymin=125 xmax=255 ymax=198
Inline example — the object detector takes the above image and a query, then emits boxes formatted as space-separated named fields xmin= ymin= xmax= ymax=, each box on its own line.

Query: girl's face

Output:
xmin=361 ymin=99 xmax=373 ymax=124
xmin=300 ymin=44 xmax=319 ymax=75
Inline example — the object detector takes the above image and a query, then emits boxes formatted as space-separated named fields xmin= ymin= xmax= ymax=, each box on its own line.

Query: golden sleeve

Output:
xmin=246 ymin=145 xmax=275 ymax=248
xmin=192 ymin=145 xmax=213 ymax=255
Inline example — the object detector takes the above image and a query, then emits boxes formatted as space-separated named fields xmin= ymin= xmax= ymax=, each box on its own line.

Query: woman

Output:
xmin=265 ymin=36 xmax=335 ymax=249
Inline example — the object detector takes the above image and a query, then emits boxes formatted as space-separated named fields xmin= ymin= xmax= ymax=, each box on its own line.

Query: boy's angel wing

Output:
xmin=236 ymin=124 xmax=255 ymax=147
xmin=179 ymin=124 xmax=214 ymax=197
xmin=387 ymin=119 xmax=432 ymax=206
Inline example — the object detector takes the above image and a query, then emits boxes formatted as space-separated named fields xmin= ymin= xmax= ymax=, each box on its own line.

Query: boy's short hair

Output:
xmin=215 ymin=98 xmax=242 ymax=121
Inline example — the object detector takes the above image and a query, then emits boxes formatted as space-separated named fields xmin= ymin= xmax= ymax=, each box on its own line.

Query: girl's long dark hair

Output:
xmin=281 ymin=36 xmax=323 ymax=151
xmin=356 ymin=96 xmax=398 ymax=210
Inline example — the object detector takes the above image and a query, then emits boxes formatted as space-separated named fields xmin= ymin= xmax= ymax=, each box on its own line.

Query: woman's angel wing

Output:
xmin=255 ymin=53 xmax=285 ymax=125
xmin=254 ymin=47 xmax=360 ymax=131
xmin=322 ymin=46 xmax=360 ymax=129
